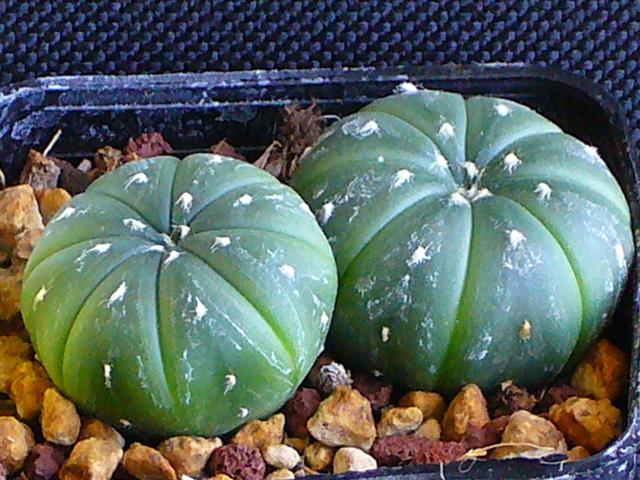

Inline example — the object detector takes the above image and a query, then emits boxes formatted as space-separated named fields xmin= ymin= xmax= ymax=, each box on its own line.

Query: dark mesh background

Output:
xmin=1 ymin=0 xmax=639 ymax=143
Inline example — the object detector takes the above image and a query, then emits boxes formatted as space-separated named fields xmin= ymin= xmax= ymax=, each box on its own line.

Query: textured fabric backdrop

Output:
xmin=1 ymin=0 xmax=639 ymax=144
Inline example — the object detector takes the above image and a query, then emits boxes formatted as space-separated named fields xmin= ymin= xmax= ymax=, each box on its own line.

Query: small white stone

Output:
xmin=391 ymin=169 xmax=414 ymax=189
xmin=107 ymin=282 xmax=127 ymax=307
xmin=123 ymin=218 xmax=146 ymax=231
xmin=438 ymin=121 xmax=455 ymax=138
xmin=407 ymin=246 xmax=429 ymax=267
xmin=263 ymin=444 xmax=301 ymax=470
xmin=234 ymin=193 xmax=253 ymax=206
xmin=381 ymin=326 xmax=390 ymax=343
xmin=224 ymin=374 xmax=237 ymax=394
xmin=333 ymin=447 xmax=378 ymax=474
xmin=494 ymin=103 xmax=513 ymax=116
xmin=503 ymin=152 xmax=522 ymax=174
xmin=103 ymin=363 xmax=113 ymax=388
xmin=211 ymin=236 xmax=231 ymax=251
xmin=508 ymin=229 xmax=527 ymax=249
xmin=34 ymin=286 xmax=48 ymax=307
xmin=279 ymin=264 xmax=296 ymax=279
xmin=318 ymin=202 xmax=335 ymax=225
xmin=175 ymin=192 xmax=194 ymax=212
xmin=123 ymin=172 xmax=149 ymax=189
xmin=534 ymin=182 xmax=552 ymax=201
xmin=394 ymin=81 xmax=419 ymax=93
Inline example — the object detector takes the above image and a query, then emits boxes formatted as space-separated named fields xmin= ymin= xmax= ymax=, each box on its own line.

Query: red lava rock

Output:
xmin=371 ymin=435 xmax=466 ymax=466
xmin=284 ymin=388 xmax=321 ymax=437
xmin=210 ymin=139 xmax=246 ymax=161
xmin=462 ymin=415 xmax=510 ymax=449
xmin=351 ymin=372 xmax=393 ymax=411
xmin=209 ymin=444 xmax=265 ymax=480
xmin=538 ymin=385 xmax=578 ymax=411
xmin=23 ymin=443 xmax=66 ymax=480
xmin=123 ymin=133 xmax=173 ymax=161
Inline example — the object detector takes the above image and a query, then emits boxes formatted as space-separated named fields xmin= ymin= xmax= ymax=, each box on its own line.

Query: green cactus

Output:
xmin=22 ymin=154 xmax=338 ymax=436
xmin=291 ymin=87 xmax=633 ymax=396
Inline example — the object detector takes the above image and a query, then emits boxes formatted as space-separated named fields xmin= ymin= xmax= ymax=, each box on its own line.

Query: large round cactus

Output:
xmin=290 ymin=87 xmax=633 ymax=395
xmin=22 ymin=154 xmax=337 ymax=436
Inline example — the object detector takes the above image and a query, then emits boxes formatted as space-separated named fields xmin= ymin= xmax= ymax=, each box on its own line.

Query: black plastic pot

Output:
xmin=0 ymin=65 xmax=638 ymax=479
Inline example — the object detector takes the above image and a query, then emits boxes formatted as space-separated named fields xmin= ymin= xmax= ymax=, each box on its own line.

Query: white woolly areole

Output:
xmin=434 ymin=154 xmax=449 ymax=170
xmin=54 ymin=207 xmax=76 ymax=221
xmin=342 ymin=119 xmax=381 ymax=138
xmin=234 ymin=193 xmax=253 ymax=206
xmin=463 ymin=161 xmax=479 ymax=180
xmin=585 ymin=145 xmax=600 ymax=157
xmin=34 ymin=286 xmax=48 ymax=307
xmin=508 ymin=229 xmax=527 ymax=249
xmin=164 ymin=250 xmax=182 ymax=266
xmin=395 ymin=82 xmax=419 ymax=93
xmin=503 ymin=152 xmax=522 ymax=174
xmin=237 ymin=407 xmax=249 ymax=418
xmin=472 ymin=188 xmax=493 ymax=202
xmin=381 ymin=326 xmax=390 ymax=343
xmin=615 ymin=243 xmax=626 ymax=269
xmin=176 ymin=225 xmax=190 ymax=239
xmin=224 ymin=374 xmax=237 ymax=394
xmin=209 ymin=154 xmax=225 ymax=164
xmin=123 ymin=218 xmax=146 ymax=231
xmin=123 ymin=172 xmax=149 ymax=189
xmin=372 ymin=370 xmax=384 ymax=378
xmin=320 ymin=311 xmax=330 ymax=326
xmin=194 ymin=297 xmax=208 ymax=321
xmin=318 ymin=202 xmax=335 ymax=225
xmin=107 ymin=282 xmax=127 ymax=307
xmin=407 ymin=246 xmax=430 ymax=267
xmin=144 ymin=245 xmax=165 ymax=253
xmin=449 ymin=191 xmax=469 ymax=206
xmin=391 ymin=169 xmax=414 ymax=189
xmin=377 ymin=155 xmax=385 ymax=163
xmin=279 ymin=264 xmax=296 ymax=279
xmin=438 ymin=121 xmax=455 ymax=138
xmin=494 ymin=103 xmax=513 ymax=116
xmin=211 ymin=236 xmax=231 ymax=251
xmin=534 ymin=182 xmax=552 ymax=201
xmin=103 ymin=364 xmax=113 ymax=388
xmin=175 ymin=192 xmax=194 ymax=212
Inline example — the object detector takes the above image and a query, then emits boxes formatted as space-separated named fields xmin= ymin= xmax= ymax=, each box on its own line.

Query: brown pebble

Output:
xmin=0 ymin=335 xmax=33 ymax=393
xmin=571 ymin=339 xmax=629 ymax=401
xmin=549 ymin=397 xmax=622 ymax=453
xmin=303 ymin=442 xmax=334 ymax=472
xmin=442 ymin=384 xmax=490 ymax=441
xmin=492 ymin=410 xmax=567 ymax=459
xmin=79 ymin=419 xmax=125 ymax=448
xmin=0 ymin=415 xmax=35 ymax=473
xmin=307 ymin=385 xmax=376 ymax=450
xmin=122 ymin=443 xmax=177 ymax=480
xmin=414 ymin=418 xmax=442 ymax=441
xmin=37 ymin=188 xmax=72 ymax=224
xmin=567 ymin=445 xmax=590 ymax=462
xmin=332 ymin=447 xmax=377 ymax=474
xmin=59 ymin=438 xmax=123 ymax=480
xmin=377 ymin=407 xmax=423 ymax=437
xmin=397 ymin=391 xmax=446 ymax=421
xmin=232 ymin=413 xmax=284 ymax=451
xmin=9 ymin=360 xmax=53 ymax=420
xmin=157 ymin=436 xmax=221 ymax=479
xmin=41 ymin=388 xmax=81 ymax=446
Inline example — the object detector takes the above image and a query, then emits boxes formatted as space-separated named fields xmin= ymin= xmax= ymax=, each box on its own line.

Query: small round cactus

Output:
xmin=22 ymin=154 xmax=338 ymax=436
xmin=291 ymin=86 xmax=633 ymax=395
